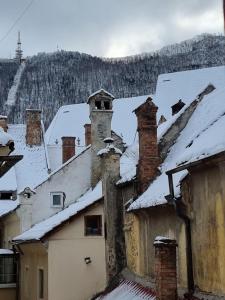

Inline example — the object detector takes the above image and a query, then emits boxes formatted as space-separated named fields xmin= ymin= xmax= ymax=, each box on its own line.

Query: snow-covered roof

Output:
xmin=34 ymin=145 xmax=90 ymax=190
xmin=45 ymin=95 xmax=149 ymax=151
xmin=0 ymin=124 xmax=49 ymax=192
xmin=0 ymin=127 xmax=13 ymax=146
xmin=118 ymin=142 xmax=139 ymax=185
xmin=88 ymin=88 xmax=115 ymax=101
xmin=97 ymin=280 xmax=155 ymax=300
xmin=155 ymin=65 xmax=225 ymax=121
xmin=0 ymin=200 xmax=19 ymax=218
xmin=13 ymin=181 xmax=103 ymax=242
xmin=130 ymin=85 xmax=225 ymax=210
xmin=118 ymin=106 xmax=186 ymax=186
xmin=0 ymin=168 xmax=17 ymax=191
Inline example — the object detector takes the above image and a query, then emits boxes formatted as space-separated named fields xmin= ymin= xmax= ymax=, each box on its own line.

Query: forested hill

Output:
xmin=1 ymin=33 xmax=225 ymax=127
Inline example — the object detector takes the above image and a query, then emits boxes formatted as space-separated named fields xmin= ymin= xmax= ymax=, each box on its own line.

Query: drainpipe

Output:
xmin=166 ymin=173 xmax=194 ymax=295
xmin=13 ymin=244 xmax=22 ymax=300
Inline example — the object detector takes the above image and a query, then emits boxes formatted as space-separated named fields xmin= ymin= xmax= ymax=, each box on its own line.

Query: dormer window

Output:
xmin=95 ymin=101 xmax=101 ymax=110
xmin=0 ymin=192 xmax=13 ymax=200
xmin=171 ymin=99 xmax=185 ymax=116
xmin=51 ymin=192 xmax=64 ymax=208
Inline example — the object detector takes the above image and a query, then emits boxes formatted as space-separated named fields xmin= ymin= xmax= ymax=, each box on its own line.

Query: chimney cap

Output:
xmin=61 ymin=136 xmax=76 ymax=140
xmin=87 ymin=89 xmax=115 ymax=104
xmin=133 ymin=96 xmax=158 ymax=114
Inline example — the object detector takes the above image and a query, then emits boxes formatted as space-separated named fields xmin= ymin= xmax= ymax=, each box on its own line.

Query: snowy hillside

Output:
xmin=0 ymin=34 xmax=225 ymax=128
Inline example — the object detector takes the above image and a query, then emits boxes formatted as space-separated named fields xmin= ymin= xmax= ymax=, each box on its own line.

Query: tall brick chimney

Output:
xmin=154 ymin=237 xmax=178 ymax=300
xmin=84 ymin=124 xmax=91 ymax=146
xmin=0 ymin=116 xmax=8 ymax=132
xmin=26 ymin=109 xmax=42 ymax=146
xmin=134 ymin=97 xmax=160 ymax=194
xmin=62 ymin=136 xmax=76 ymax=164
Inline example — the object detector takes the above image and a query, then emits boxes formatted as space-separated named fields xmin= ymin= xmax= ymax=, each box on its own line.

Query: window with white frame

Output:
xmin=50 ymin=192 xmax=64 ymax=208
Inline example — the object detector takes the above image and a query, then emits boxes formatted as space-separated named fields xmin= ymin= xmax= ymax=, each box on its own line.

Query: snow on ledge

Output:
xmin=97 ymin=145 xmax=122 ymax=156
xmin=88 ymin=89 xmax=115 ymax=100
xmin=0 ymin=249 xmax=14 ymax=255
xmin=0 ymin=127 xmax=13 ymax=146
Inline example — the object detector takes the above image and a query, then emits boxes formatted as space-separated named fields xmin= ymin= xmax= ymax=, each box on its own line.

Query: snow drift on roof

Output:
xmin=45 ymin=95 xmax=149 ymax=150
xmin=13 ymin=181 xmax=102 ymax=242
xmin=0 ymin=124 xmax=49 ymax=192
xmin=118 ymin=141 xmax=139 ymax=185
xmin=0 ymin=167 xmax=17 ymax=191
xmin=97 ymin=280 xmax=155 ymax=300
xmin=155 ymin=65 xmax=225 ymax=121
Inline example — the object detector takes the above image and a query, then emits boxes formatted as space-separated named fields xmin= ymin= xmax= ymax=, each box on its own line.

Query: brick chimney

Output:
xmin=154 ymin=237 xmax=178 ymax=300
xmin=62 ymin=137 xmax=76 ymax=164
xmin=0 ymin=116 xmax=8 ymax=132
xmin=84 ymin=124 xmax=91 ymax=146
xmin=134 ymin=97 xmax=160 ymax=194
xmin=26 ymin=109 xmax=42 ymax=146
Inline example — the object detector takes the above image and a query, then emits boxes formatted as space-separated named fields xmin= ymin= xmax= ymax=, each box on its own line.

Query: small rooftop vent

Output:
xmin=171 ymin=99 xmax=185 ymax=116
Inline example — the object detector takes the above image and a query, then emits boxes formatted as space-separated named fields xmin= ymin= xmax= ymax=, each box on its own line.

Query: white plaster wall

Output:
xmin=30 ymin=147 xmax=91 ymax=225
xmin=18 ymin=194 xmax=33 ymax=232
xmin=47 ymin=144 xmax=62 ymax=172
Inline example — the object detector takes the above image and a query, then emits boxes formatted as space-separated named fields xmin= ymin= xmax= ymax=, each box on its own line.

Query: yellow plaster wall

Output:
xmin=19 ymin=203 xmax=106 ymax=300
xmin=48 ymin=202 xmax=106 ymax=300
xmin=124 ymin=205 xmax=188 ymax=286
xmin=2 ymin=212 xmax=20 ymax=249
xmin=124 ymin=212 xmax=142 ymax=275
xmin=190 ymin=164 xmax=225 ymax=295
xmin=0 ymin=287 xmax=16 ymax=300
xmin=19 ymin=243 xmax=48 ymax=300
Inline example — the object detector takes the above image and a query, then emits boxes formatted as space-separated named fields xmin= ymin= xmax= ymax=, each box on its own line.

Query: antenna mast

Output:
xmin=15 ymin=31 xmax=23 ymax=63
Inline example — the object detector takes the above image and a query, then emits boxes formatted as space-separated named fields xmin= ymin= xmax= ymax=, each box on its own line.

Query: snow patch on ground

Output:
xmin=6 ymin=62 xmax=26 ymax=106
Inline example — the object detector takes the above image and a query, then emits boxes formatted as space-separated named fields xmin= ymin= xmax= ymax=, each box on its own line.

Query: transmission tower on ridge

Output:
xmin=15 ymin=31 xmax=23 ymax=63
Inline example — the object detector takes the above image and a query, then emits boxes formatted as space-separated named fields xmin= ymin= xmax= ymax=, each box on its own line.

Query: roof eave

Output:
xmin=166 ymin=151 xmax=225 ymax=175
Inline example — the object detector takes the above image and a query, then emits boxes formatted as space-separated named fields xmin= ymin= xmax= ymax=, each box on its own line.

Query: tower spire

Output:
xmin=15 ymin=31 xmax=23 ymax=63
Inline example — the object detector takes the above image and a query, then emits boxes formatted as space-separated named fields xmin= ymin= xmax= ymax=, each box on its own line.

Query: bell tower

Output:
xmin=87 ymin=89 xmax=114 ymax=187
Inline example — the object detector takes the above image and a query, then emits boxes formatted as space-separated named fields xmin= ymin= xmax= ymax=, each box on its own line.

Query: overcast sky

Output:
xmin=0 ymin=0 xmax=223 ymax=58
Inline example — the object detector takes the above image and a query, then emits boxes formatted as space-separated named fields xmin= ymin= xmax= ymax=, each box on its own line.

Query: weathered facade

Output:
xmin=180 ymin=155 xmax=225 ymax=296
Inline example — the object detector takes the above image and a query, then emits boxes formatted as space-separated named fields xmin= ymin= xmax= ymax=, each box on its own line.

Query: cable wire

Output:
xmin=0 ymin=0 xmax=36 ymax=45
